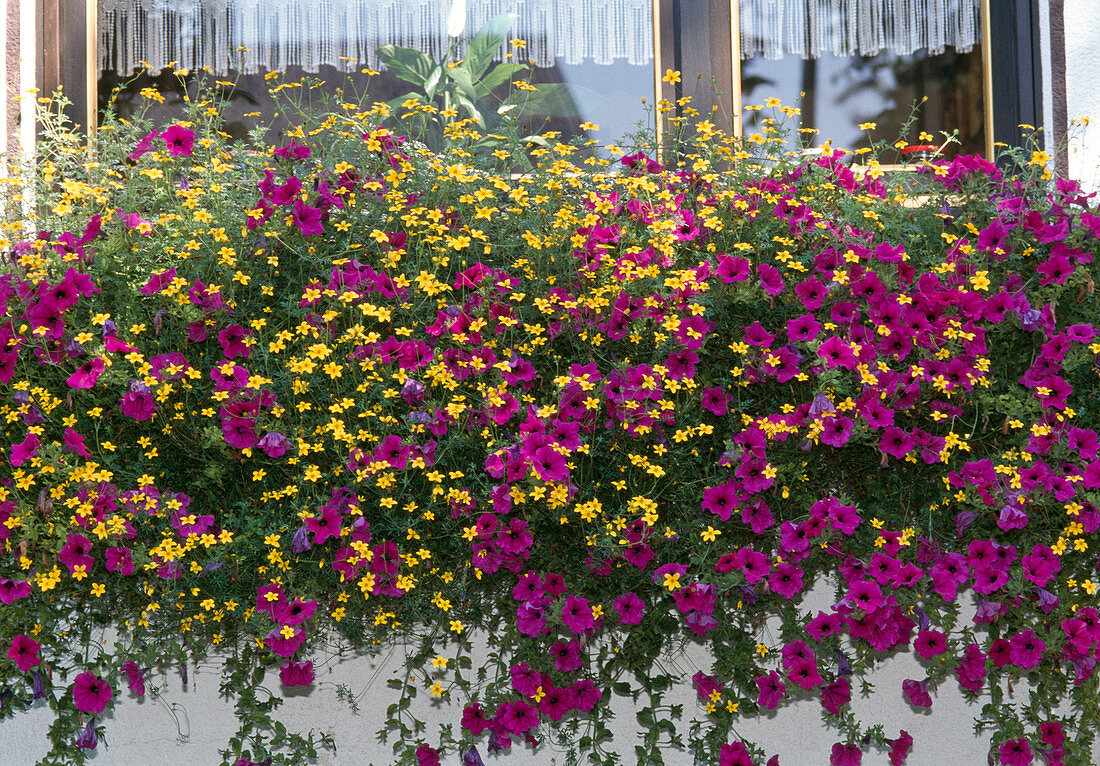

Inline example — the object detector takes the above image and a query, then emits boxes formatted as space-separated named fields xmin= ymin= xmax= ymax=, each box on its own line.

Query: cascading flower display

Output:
xmin=0 ymin=76 xmax=1098 ymax=766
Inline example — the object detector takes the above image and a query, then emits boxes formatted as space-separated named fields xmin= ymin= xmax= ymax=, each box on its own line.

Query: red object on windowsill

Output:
xmin=900 ymin=144 xmax=940 ymax=162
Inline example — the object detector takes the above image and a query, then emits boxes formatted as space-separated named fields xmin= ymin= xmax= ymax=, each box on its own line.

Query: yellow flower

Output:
xmin=449 ymin=620 xmax=465 ymax=634
xmin=429 ymin=680 xmax=445 ymax=698
xmin=662 ymin=69 xmax=682 ymax=85
xmin=662 ymin=572 xmax=681 ymax=591
xmin=701 ymin=526 xmax=721 ymax=542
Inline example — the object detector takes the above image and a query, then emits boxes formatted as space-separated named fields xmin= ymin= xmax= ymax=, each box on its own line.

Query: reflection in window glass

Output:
xmin=97 ymin=0 xmax=654 ymax=150
xmin=741 ymin=47 xmax=985 ymax=160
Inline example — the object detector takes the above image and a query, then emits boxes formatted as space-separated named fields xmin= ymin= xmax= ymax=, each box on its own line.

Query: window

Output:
xmin=92 ymin=0 xmax=660 ymax=150
xmin=735 ymin=0 xmax=990 ymax=159
xmin=41 ymin=0 xmax=1044 ymax=161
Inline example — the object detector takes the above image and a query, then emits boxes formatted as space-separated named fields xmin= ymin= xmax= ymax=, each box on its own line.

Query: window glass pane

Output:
xmin=740 ymin=47 xmax=985 ymax=160
xmin=97 ymin=1 xmax=655 ymax=150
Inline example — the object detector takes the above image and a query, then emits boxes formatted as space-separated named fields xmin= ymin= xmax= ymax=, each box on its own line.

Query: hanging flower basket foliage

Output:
xmin=1 ymin=78 xmax=1099 ymax=766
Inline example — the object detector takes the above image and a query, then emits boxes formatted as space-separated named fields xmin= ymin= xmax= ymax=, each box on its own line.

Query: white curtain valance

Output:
xmin=738 ymin=0 xmax=982 ymax=60
xmin=98 ymin=0 xmax=656 ymax=76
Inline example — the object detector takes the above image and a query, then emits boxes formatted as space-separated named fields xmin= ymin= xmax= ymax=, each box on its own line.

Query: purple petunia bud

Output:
xmin=32 ymin=671 xmax=46 ymax=699
xmin=835 ymin=650 xmax=852 ymax=676
xmin=955 ymin=510 xmax=978 ymax=537
xmin=290 ymin=526 xmax=312 ymax=553
xmin=75 ymin=719 xmax=97 ymax=749
xmin=809 ymin=393 xmax=835 ymax=417
xmin=462 ymin=747 xmax=485 ymax=766
xmin=401 ymin=378 xmax=426 ymax=404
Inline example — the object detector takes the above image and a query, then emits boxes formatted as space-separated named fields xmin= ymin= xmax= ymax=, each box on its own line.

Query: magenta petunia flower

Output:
xmin=702 ymin=481 xmax=738 ymax=521
xmin=119 ymin=382 xmax=156 ymax=421
xmin=700 ymin=386 xmax=730 ymax=416
xmin=273 ymin=139 xmax=311 ymax=160
xmin=161 ymin=124 xmax=195 ymax=157
xmin=72 ymin=672 xmax=113 ymax=714
xmin=913 ymin=630 xmax=947 ymax=659
xmin=530 ymin=445 xmax=568 ymax=482
xmin=9 ymin=432 xmax=39 ymax=467
xmin=264 ymin=626 xmax=308 ymax=657
xmin=830 ymin=742 xmax=862 ymax=766
xmin=222 ymin=417 xmax=258 ymax=450
xmin=999 ymin=738 xmax=1032 ymax=766
xmin=819 ymin=415 xmax=853 ymax=448
xmin=755 ymin=670 xmax=785 ymax=709
xmin=718 ymin=742 xmax=754 ymax=766
xmin=62 ymin=427 xmax=91 ymax=459
xmin=128 ymin=129 xmax=160 ymax=161
xmin=498 ymin=699 xmax=539 ymax=735
xmin=139 ymin=267 xmax=177 ymax=295
xmin=58 ymin=533 xmax=94 ymax=575
xmin=293 ymin=199 xmax=324 ymax=236
xmin=954 ymin=643 xmax=987 ymax=692
xmin=613 ymin=592 xmax=645 ymax=625
xmin=279 ymin=660 xmax=314 ymax=687
xmin=847 ymin=579 xmax=884 ymax=612
xmin=806 ymin=611 xmax=842 ymax=640
xmin=415 ymin=743 xmax=441 ymax=766
xmin=879 ymin=426 xmax=915 ymax=459
xmin=817 ymin=335 xmax=857 ymax=369
xmin=1008 ymin=629 xmax=1045 ymax=669
xmin=217 ymin=324 xmax=251 ymax=359
xmin=375 ymin=435 xmax=411 ymax=469
xmin=715 ymin=254 xmax=751 ymax=282
xmin=0 ymin=579 xmax=32 ymax=604
xmin=305 ymin=507 xmax=342 ymax=546
xmin=1037 ymin=252 xmax=1074 ymax=285
xmin=901 ymin=678 xmax=931 ymax=708
xmin=105 ymin=546 xmax=135 ymax=576
xmin=66 ymin=357 xmax=104 ymax=389
xmin=787 ymin=657 xmax=823 ymax=690
xmin=888 ymin=731 xmax=913 ymax=766
xmin=820 ymin=677 xmax=851 ymax=714
xmin=8 ymin=634 xmax=41 ymax=671
xmin=561 ymin=595 xmax=595 ymax=633
xmin=122 ymin=660 xmax=146 ymax=696
xmin=569 ymin=678 xmax=602 ymax=712
xmin=768 ymin=562 xmax=804 ymax=599
xmin=757 ymin=263 xmax=785 ymax=296
xmin=539 ymin=684 xmax=573 ymax=721
xmin=116 ymin=208 xmax=152 ymax=234
xmin=275 ymin=598 xmax=317 ymax=626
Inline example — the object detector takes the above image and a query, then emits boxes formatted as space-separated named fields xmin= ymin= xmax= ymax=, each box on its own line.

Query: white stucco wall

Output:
xmin=1065 ymin=0 xmax=1100 ymax=191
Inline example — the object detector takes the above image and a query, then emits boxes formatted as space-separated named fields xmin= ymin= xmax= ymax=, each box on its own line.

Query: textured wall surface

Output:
xmin=1065 ymin=0 xmax=1100 ymax=190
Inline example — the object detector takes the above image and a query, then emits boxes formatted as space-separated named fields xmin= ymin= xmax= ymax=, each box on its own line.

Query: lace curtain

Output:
xmin=98 ymin=0 xmax=984 ymax=77
xmin=739 ymin=0 xmax=982 ymax=60
xmin=98 ymin=0 xmax=655 ymax=75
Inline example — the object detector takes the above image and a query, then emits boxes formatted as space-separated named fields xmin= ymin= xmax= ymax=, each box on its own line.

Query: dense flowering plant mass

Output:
xmin=0 ymin=74 xmax=1099 ymax=766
